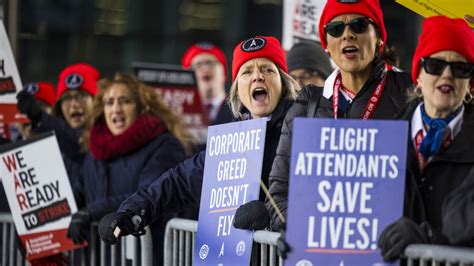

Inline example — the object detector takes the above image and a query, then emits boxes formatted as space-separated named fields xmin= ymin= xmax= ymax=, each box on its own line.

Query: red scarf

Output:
xmin=89 ymin=115 xmax=167 ymax=160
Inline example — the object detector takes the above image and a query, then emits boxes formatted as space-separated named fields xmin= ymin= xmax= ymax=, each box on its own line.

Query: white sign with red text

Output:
xmin=0 ymin=20 xmax=27 ymax=126
xmin=0 ymin=132 xmax=84 ymax=261
xmin=282 ymin=0 xmax=325 ymax=50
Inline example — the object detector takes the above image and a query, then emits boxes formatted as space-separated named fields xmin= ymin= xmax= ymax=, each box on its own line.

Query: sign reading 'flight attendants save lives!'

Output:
xmin=0 ymin=132 xmax=85 ymax=261
xmin=286 ymin=118 xmax=408 ymax=266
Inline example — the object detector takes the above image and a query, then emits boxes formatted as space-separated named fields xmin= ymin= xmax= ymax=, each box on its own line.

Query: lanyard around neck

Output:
xmin=332 ymin=64 xmax=392 ymax=119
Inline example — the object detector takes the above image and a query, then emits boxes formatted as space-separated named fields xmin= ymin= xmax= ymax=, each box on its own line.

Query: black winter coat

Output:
xmin=118 ymin=99 xmax=293 ymax=226
xmin=73 ymin=131 xmax=185 ymax=266
xmin=401 ymin=100 xmax=474 ymax=245
xmin=267 ymin=61 xmax=411 ymax=230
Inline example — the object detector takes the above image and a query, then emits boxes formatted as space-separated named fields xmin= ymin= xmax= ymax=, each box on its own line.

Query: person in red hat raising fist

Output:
xmin=182 ymin=43 xmax=234 ymax=126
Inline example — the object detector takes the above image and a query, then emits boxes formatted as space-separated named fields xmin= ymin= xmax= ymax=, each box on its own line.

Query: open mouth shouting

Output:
xmin=342 ymin=46 xmax=359 ymax=59
xmin=252 ymin=87 xmax=268 ymax=104
xmin=112 ymin=115 xmax=127 ymax=129
xmin=70 ymin=111 xmax=84 ymax=121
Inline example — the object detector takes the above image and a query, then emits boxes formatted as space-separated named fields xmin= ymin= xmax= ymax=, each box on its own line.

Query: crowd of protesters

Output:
xmin=1 ymin=0 xmax=473 ymax=264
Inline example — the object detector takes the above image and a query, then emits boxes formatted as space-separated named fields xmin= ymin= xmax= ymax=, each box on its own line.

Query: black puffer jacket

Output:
xmin=267 ymin=60 xmax=411 ymax=230
xmin=400 ymin=100 xmax=474 ymax=245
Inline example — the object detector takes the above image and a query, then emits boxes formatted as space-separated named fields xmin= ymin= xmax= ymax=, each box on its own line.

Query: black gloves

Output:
xmin=378 ymin=217 xmax=429 ymax=262
xmin=233 ymin=200 xmax=270 ymax=230
xmin=98 ymin=210 xmax=145 ymax=245
xmin=67 ymin=208 xmax=91 ymax=244
xmin=16 ymin=90 xmax=42 ymax=123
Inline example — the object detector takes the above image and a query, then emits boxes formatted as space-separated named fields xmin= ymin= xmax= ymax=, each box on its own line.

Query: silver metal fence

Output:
xmin=0 ymin=213 xmax=152 ymax=266
xmin=164 ymin=218 xmax=474 ymax=266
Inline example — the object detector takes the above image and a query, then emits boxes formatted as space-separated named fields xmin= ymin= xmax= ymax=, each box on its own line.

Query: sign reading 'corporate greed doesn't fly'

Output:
xmin=0 ymin=132 xmax=85 ymax=260
xmin=285 ymin=118 xmax=408 ymax=266
xmin=194 ymin=119 xmax=267 ymax=265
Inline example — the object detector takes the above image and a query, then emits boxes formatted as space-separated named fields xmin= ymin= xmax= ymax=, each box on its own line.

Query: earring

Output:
xmin=464 ymin=90 xmax=473 ymax=104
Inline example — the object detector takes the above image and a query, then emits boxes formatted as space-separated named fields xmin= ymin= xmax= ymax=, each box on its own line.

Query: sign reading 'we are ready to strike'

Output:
xmin=0 ymin=132 xmax=85 ymax=261
xmin=286 ymin=118 xmax=408 ymax=266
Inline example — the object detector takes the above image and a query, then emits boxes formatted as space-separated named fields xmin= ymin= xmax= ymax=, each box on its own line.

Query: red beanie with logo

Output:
xmin=181 ymin=43 xmax=229 ymax=81
xmin=412 ymin=16 xmax=474 ymax=85
xmin=232 ymin=36 xmax=287 ymax=82
xmin=24 ymin=82 xmax=57 ymax=107
xmin=319 ymin=0 xmax=387 ymax=50
xmin=56 ymin=63 xmax=100 ymax=99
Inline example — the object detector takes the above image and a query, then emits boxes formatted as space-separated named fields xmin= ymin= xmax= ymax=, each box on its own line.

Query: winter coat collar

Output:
xmin=89 ymin=115 xmax=166 ymax=161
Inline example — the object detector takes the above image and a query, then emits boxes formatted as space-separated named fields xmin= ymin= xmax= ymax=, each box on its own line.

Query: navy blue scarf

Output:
xmin=419 ymin=103 xmax=462 ymax=158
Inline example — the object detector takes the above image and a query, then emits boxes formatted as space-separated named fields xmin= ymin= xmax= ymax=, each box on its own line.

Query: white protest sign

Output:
xmin=282 ymin=0 xmax=326 ymax=50
xmin=0 ymin=19 xmax=26 ymax=125
xmin=0 ymin=132 xmax=85 ymax=260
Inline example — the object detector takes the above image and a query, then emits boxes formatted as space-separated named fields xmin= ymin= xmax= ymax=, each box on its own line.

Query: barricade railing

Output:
xmin=0 ymin=213 xmax=153 ymax=266
xmin=164 ymin=218 xmax=474 ymax=266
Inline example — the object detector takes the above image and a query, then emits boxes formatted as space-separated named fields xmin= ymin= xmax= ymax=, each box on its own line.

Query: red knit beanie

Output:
xmin=412 ymin=16 xmax=474 ymax=86
xmin=181 ymin=43 xmax=229 ymax=81
xmin=319 ymin=0 xmax=386 ymax=50
xmin=232 ymin=36 xmax=287 ymax=82
xmin=56 ymin=63 xmax=100 ymax=99
xmin=24 ymin=82 xmax=57 ymax=107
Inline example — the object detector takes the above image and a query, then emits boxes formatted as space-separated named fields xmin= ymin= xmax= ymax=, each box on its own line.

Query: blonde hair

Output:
xmin=81 ymin=73 xmax=195 ymax=154
xmin=228 ymin=68 xmax=299 ymax=118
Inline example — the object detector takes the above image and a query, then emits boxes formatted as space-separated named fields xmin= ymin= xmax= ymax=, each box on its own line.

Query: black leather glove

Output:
xmin=16 ymin=90 xmax=42 ymax=123
xmin=378 ymin=217 xmax=429 ymax=262
xmin=98 ymin=210 xmax=145 ymax=245
xmin=67 ymin=208 xmax=91 ymax=244
xmin=233 ymin=200 xmax=270 ymax=230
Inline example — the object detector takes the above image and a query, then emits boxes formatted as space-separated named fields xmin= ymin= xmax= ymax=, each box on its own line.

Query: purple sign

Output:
xmin=285 ymin=118 xmax=408 ymax=266
xmin=194 ymin=118 xmax=267 ymax=265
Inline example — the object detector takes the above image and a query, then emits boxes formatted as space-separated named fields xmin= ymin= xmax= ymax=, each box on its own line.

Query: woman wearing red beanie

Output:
xmin=378 ymin=16 xmax=474 ymax=262
xmin=96 ymin=36 xmax=299 ymax=249
xmin=267 ymin=0 xmax=413 ymax=233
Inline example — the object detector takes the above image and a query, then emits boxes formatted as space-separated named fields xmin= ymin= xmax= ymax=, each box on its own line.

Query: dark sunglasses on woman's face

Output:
xmin=421 ymin=57 xmax=474 ymax=79
xmin=324 ymin=17 xmax=374 ymax=38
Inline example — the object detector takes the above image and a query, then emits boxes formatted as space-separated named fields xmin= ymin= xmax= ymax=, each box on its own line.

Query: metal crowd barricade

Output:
xmin=164 ymin=218 xmax=474 ymax=266
xmin=0 ymin=213 xmax=153 ymax=266
xmin=405 ymin=244 xmax=474 ymax=266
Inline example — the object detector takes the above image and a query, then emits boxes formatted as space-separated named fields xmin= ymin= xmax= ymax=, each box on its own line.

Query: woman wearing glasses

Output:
xmin=378 ymin=16 xmax=474 ymax=261
xmin=264 ymin=0 xmax=412 ymax=232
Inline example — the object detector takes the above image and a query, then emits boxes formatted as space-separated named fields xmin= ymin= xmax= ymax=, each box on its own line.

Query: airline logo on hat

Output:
xmin=24 ymin=83 xmax=39 ymax=95
xmin=241 ymin=37 xmax=266 ymax=52
xmin=65 ymin=73 xmax=84 ymax=89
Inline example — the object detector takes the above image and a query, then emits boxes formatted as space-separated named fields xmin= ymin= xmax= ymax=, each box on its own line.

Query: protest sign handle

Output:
xmin=259 ymin=180 xmax=286 ymax=224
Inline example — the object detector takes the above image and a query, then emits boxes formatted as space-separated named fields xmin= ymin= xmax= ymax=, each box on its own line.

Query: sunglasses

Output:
xmin=421 ymin=57 xmax=473 ymax=79
xmin=324 ymin=17 xmax=374 ymax=38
